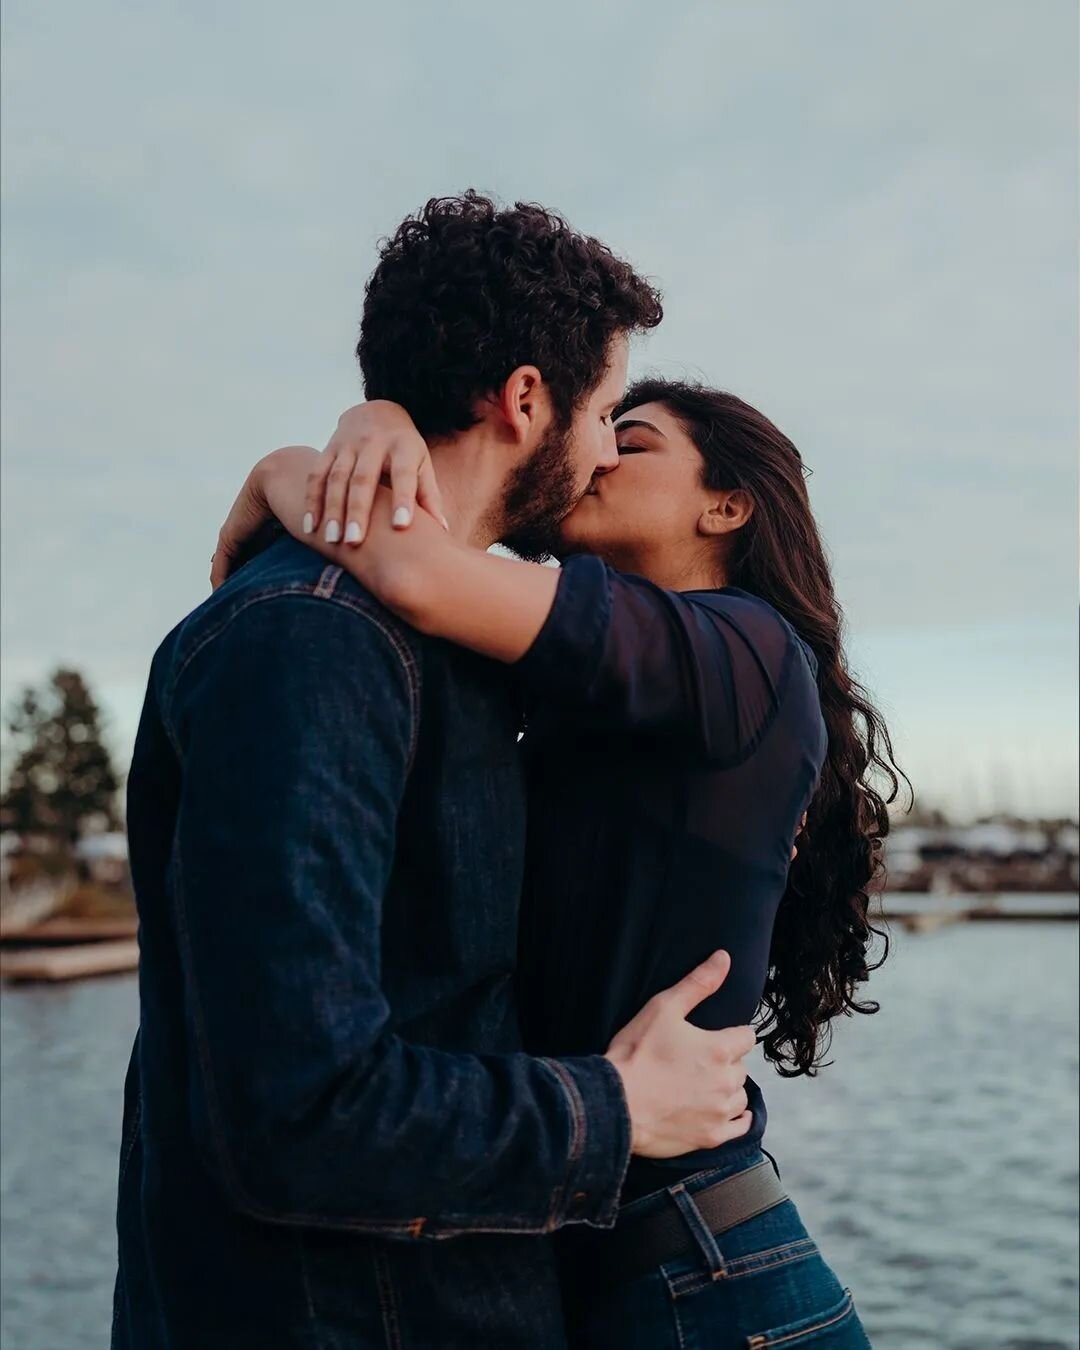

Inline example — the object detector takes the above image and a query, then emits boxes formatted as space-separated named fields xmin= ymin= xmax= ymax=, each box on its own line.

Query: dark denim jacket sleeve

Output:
xmin=161 ymin=591 xmax=630 ymax=1238
xmin=515 ymin=555 xmax=793 ymax=761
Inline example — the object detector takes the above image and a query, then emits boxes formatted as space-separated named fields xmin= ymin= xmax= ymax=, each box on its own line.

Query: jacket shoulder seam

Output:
xmin=160 ymin=582 xmax=422 ymax=770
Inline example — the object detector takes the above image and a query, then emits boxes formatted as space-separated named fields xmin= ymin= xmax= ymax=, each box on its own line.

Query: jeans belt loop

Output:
xmin=669 ymin=1183 xmax=728 ymax=1280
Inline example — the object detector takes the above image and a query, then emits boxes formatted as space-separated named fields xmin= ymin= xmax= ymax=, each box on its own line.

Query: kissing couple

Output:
xmin=114 ymin=191 xmax=899 ymax=1348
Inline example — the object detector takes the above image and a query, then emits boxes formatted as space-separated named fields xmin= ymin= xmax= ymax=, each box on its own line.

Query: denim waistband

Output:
xmin=615 ymin=1145 xmax=776 ymax=1227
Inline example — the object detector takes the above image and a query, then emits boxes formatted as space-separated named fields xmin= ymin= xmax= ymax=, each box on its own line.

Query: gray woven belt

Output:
xmin=603 ymin=1160 xmax=788 ymax=1282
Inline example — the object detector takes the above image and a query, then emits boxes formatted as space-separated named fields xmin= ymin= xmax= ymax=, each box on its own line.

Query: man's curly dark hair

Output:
xmin=357 ymin=191 xmax=663 ymax=438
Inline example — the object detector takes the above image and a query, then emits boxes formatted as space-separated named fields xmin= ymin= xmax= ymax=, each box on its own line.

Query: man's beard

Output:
xmin=497 ymin=421 xmax=582 ymax=563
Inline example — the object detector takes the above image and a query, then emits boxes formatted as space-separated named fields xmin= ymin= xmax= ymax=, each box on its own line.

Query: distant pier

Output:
xmin=0 ymin=897 xmax=139 ymax=984
xmin=877 ymin=892 xmax=1078 ymax=934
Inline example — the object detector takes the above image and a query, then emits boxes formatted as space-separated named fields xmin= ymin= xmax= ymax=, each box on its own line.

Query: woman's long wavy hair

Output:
xmin=617 ymin=378 xmax=911 ymax=1076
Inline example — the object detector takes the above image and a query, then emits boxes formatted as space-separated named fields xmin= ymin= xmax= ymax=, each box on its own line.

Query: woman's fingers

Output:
xmin=211 ymin=474 xmax=270 ymax=590
xmin=321 ymin=450 xmax=360 ymax=543
xmin=210 ymin=537 xmax=233 ymax=590
xmin=343 ymin=441 xmax=449 ymax=543
xmin=304 ymin=412 xmax=446 ymax=547
xmin=389 ymin=456 xmax=421 ymax=531
xmin=416 ymin=457 xmax=450 ymax=531
xmin=342 ymin=449 xmax=383 ymax=545
xmin=303 ymin=454 xmax=336 ymax=539
xmin=386 ymin=443 xmax=448 ymax=533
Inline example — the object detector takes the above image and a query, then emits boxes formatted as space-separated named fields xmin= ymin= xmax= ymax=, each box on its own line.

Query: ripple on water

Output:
xmin=1 ymin=921 xmax=1078 ymax=1350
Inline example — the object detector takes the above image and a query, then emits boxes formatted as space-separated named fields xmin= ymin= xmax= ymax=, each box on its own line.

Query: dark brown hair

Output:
xmin=358 ymin=192 xmax=663 ymax=438
xmin=618 ymin=378 xmax=910 ymax=1076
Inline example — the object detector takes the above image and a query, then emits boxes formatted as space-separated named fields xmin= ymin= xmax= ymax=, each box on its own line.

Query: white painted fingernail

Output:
xmin=344 ymin=521 xmax=363 ymax=544
xmin=324 ymin=520 xmax=341 ymax=544
xmin=439 ymin=515 xmax=451 ymax=532
xmin=302 ymin=512 xmax=314 ymax=535
xmin=392 ymin=507 xmax=412 ymax=528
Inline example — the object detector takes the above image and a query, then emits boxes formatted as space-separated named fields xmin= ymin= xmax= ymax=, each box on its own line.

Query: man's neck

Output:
xmin=428 ymin=425 xmax=513 ymax=550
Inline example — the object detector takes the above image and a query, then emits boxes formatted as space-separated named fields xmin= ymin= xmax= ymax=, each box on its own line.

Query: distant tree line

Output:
xmin=1 ymin=668 xmax=122 ymax=864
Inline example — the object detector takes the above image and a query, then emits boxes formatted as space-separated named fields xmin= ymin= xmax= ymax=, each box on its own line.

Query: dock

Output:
xmin=0 ymin=939 xmax=139 ymax=983
xmin=1 ymin=915 xmax=138 ymax=946
xmin=0 ymin=905 xmax=139 ymax=984
xmin=892 ymin=911 xmax=965 ymax=934
xmin=879 ymin=892 xmax=1078 ymax=934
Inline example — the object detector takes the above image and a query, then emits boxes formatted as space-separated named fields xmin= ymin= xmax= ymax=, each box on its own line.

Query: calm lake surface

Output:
xmin=2 ymin=918 xmax=1078 ymax=1349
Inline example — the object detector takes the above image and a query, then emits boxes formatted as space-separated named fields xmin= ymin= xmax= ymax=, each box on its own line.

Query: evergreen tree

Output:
xmin=0 ymin=668 xmax=122 ymax=854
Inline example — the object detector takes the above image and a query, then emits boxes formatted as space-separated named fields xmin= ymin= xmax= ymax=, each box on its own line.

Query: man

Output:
xmin=113 ymin=193 xmax=754 ymax=1348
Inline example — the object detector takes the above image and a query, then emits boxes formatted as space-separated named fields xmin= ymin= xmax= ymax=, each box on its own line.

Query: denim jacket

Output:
xmin=112 ymin=539 xmax=631 ymax=1350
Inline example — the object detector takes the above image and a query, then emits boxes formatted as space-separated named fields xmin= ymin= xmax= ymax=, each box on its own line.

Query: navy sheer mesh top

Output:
xmin=514 ymin=554 xmax=828 ymax=1197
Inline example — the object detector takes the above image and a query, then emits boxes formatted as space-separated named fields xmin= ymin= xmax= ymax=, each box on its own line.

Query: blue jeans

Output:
xmin=558 ymin=1149 xmax=871 ymax=1348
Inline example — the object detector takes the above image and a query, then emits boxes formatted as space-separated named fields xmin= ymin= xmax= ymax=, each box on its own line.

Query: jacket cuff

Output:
xmin=540 ymin=1054 xmax=632 ymax=1230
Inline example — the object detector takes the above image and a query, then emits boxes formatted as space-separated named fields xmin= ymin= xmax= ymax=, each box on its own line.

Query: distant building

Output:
xmin=884 ymin=817 xmax=1079 ymax=893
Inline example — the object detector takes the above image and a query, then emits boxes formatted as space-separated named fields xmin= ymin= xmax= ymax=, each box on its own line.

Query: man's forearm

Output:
xmin=193 ymin=1020 xmax=631 ymax=1237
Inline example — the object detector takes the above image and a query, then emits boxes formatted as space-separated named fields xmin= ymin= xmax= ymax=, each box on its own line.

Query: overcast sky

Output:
xmin=2 ymin=0 xmax=1076 ymax=817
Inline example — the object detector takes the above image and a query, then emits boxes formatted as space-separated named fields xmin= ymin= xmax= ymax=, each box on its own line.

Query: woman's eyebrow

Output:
xmin=614 ymin=418 xmax=665 ymax=437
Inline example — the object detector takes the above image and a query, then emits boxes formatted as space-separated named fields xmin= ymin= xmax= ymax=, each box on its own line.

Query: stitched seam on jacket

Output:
xmin=170 ymin=846 xmax=433 ymax=1235
xmin=314 ymin=564 xmax=341 ymax=599
xmin=161 ymin=587 xmax=422 ymax=772
xmin=116 ymin=1090 xmax=143 ymax=1194
xmin=294 ymin=1233 xmax=324 ymax=1349
xmin=373 ymin=1248 xmax=404 ymax=1350
xmin=537 ymin=1057 xmax=588 ymax=1229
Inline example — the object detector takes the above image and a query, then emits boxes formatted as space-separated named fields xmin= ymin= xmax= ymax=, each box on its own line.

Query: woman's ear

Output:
xmin=497 ymin=365 xmax=546 ymax=445
xmin=699 ymin=489 xmax=754 ymax=537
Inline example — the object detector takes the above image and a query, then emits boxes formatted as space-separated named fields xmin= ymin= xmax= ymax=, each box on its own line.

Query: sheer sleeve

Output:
xmin=514 ymin=555 xmax=815 ymax=762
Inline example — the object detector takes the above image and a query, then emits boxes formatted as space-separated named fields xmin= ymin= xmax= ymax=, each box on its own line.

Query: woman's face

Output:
xmin=555 ymin=401 xmax=713 ymax=563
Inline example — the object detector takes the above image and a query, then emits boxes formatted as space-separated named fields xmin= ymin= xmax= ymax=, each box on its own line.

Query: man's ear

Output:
xmin=699 ymin=489 xmax=754 ymax=537
xmin=497 ymin=365 xmax=547 ymax=445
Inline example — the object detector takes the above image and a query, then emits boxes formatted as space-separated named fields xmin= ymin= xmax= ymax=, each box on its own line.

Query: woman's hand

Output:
xmin=209 ymin=397 xmax=448 ymax=589
xmin=304 ymin=401 xmax=449 ymax=546
xmin=211 ymin=446 xmax=321 ymax=589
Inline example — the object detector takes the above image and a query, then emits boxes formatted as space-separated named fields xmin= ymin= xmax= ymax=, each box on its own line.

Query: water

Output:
xmin=1 ymin=921 xmax=1077 ymax=1349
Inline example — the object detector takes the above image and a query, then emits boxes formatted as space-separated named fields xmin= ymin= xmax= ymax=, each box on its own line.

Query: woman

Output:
xmin=215 ymin=379 xmax=904 ymax=1347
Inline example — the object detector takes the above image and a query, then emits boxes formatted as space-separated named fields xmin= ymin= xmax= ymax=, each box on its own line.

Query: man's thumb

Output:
xmin=666 ymin=950 xmax=731 ymax=1017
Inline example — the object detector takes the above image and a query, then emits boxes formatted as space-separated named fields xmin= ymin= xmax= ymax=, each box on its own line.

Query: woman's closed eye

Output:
xmin=616 ymin=442 xmax=648 ymax=456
